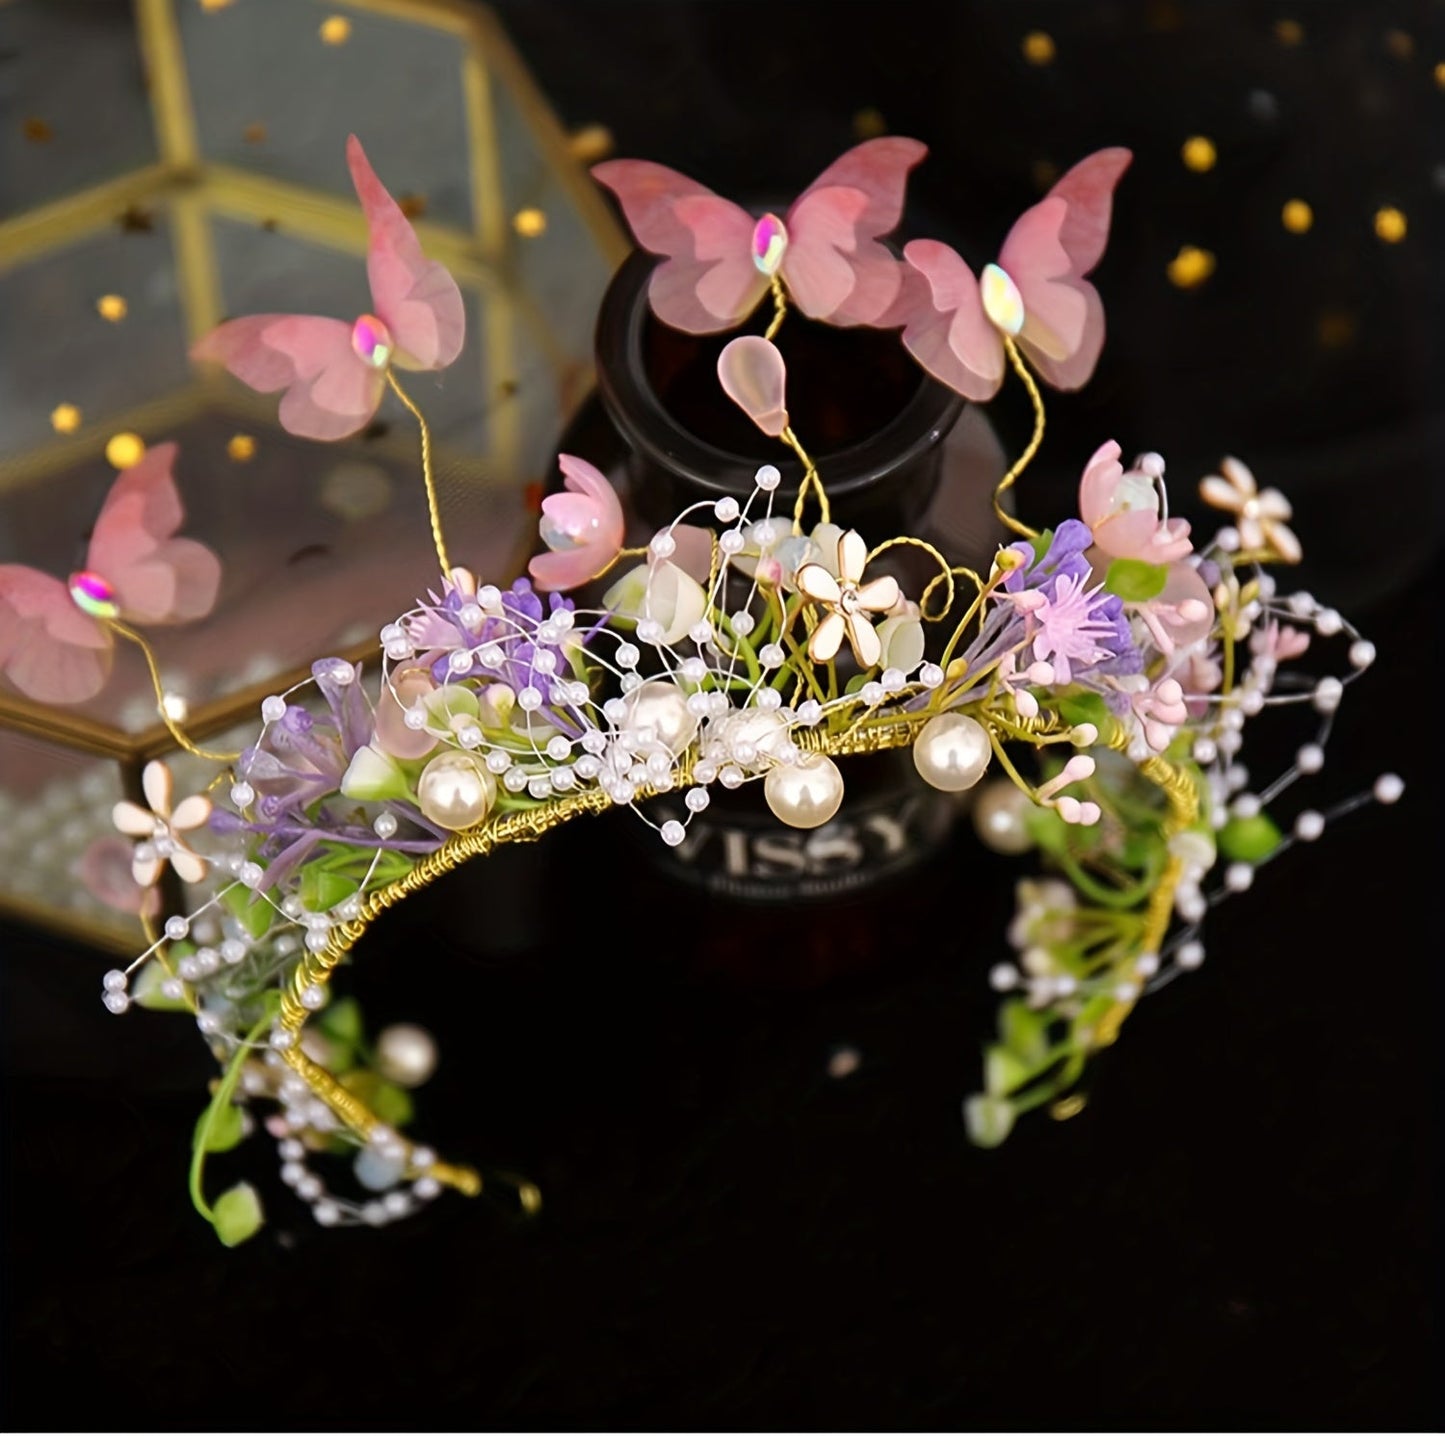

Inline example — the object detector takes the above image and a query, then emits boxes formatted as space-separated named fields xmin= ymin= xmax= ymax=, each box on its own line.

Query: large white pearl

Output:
xmin=417 ymin=749 xmax=496 ymax=830
xmin=912 ymin=713 xmax=992 ymax=793
xmin=623 ymin=680 xmax=698 ymax=755
xmin=375 ymin=1023 xmax=439 ymax=1088
xmin=764 ymin=753 xmax=844 ymax=829
xmin=972 ymin=779 xmax=1033 ymax=855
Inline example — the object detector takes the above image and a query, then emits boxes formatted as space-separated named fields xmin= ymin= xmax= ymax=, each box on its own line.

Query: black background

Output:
xmin=3 ymin=0 xmax=1442 ymax=1429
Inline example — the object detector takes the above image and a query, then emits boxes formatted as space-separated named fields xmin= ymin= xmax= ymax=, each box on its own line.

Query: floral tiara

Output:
xmin=1 ymin=135 xmax=1399 ymax=1246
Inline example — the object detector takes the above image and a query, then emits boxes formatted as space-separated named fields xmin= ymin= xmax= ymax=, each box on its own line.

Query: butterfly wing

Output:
xmin=193 ymin=314 xmax=386 ymax=441
xmin=592 ymin=159 xmax=768 ymax=333
xmin=998 ymin=147 xmax=1131 ymax=390
xmin=892 ymin=240 xmax=1005 ymax=401
xmin=0 ymin=566 xmax=112 ymax=703
xmin=347 ymin=135 xmax=465 ymax=371
xmin=783 ymin=137 xmax=926 ymax=325
xmin=87 ymin=443 xmax=222 ymax=625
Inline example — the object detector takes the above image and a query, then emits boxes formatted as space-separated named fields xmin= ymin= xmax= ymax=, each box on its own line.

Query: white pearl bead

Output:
xmin=755 ymin=465 xmax=780 ymax=491
xmin=713 ymin=496 xmax=740 ymax=522
xmin=376 ymin=1023 xmax=439 ymax=1087
xmin=1224 ymin=862 xmax=1255 ymax=892
xmin=972 ymin=780 xmax=1032 ymax=854
xmin=1312 ymin=677 xmax=1343 ymax=714
xmin=373 ymin=811 xmax=398 ymax=839
xmin=622 ymin=681 xmax=697 ymax=756
xmin=261 ymin=695 xmax=286 ymax=723
xmin=164 ymin=914 xmax=188 ymax=940
xmin=912 ymin=713 xmax=991 ymax=793
xmin=1373 ymin=773 xmax=1404 ymax=804
xmin=660 ymin=820 xmax=686 ymax=847
xmin=1348 ymin=640 xmax=1375 ymax=670
xmin=989 ymin=963 xmax=1018 ymax=991
xmin=649 ymin=531 xmax=676 ymax=559
xmin=103 ymin=990 xmax=129 ymax=1014
xmin=1296 ymin=743 xmax=1324 ymax=774
xmin=759 ymin=644 xmax=784 ymax=669
xmin=1294 ymin=810 xmax=1325 ymax=841
xmin=919 ymin=663 xmax=944 ymax=688
xmin=797 ymin=700 xmax=823 ymax=724
xmin=517 ymin=686 xmax=542 ymax=712
xmin=417 ymin=751 xmax=496 ymax=830
xmin=763 ymin=754 xmax=844 ymax=829
xmin=230 ymin=782 xmax=255 ymax=808
xmin=1176 ymin=940 xmax=1205 ymax=970
xmin=1315 ymin=607 xmax=1342 ymax=636
xmin=103 ymin=969 xmax=128 ymax=993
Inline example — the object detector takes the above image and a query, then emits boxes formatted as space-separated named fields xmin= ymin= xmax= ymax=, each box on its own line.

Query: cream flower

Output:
xmin=1199 ymin=457 xmax=1301 ymax=563
xmin=794 ymin=529 xmax=901 ymax=669
xmin=112 ymin=760 xmax=212 ymax=885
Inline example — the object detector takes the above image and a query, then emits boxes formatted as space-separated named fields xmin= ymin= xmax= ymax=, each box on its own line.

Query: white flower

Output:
xmin=1199 ymin=457 xmax=1301 ymax=563
xmin=794 ymin=530 xmax=902 ymax=669
xmin=112 ymin=760 xmax=212 ymax=885
xmin=603 ymin=560 xmax=708 ymax=645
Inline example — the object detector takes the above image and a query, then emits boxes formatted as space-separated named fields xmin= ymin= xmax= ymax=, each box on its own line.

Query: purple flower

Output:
xmin=1002 ymin=519 xmax=1093 ymax=594
xmin=1011 ymin=570 xmax=1139 ymax=684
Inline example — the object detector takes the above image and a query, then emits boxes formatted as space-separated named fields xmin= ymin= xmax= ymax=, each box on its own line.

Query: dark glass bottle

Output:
xmin=547 ymin=250 xmax=1006 ymax=987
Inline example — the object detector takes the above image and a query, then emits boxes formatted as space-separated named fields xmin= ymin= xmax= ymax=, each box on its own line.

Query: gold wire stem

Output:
xmin=779 ymin=425 xmax=830 ymax=530
xmin=106 ymin=621 xmax=240 ymax=763
xmin=763 ymin=275 xmax=787 ymax=341
xmin=271 ymin=704 xmax=1198 ymax=1188
xmin=386 ymin=370 xmax=451 ymax=578
xmin=865 ymin=535 xmax=956 ymax=621
xmin=995 ymin=336 xmax=1044 ymax=541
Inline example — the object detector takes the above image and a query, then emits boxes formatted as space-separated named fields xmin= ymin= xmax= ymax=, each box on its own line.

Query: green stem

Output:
xmin=188 ymin=1014 xmax=272 ymax=1224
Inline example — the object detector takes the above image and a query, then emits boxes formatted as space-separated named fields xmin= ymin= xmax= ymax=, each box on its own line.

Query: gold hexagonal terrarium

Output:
xmin=0 ymin=0 xmax=625 ymax=950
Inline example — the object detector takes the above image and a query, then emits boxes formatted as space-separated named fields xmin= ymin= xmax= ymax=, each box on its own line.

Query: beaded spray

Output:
xmin=2 ymin=136 xmax=1398 ymax=1244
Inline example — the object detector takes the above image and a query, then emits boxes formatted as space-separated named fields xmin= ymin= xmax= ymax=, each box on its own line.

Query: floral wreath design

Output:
xmin=3 ymin=136 xmax=1399 ymax=1245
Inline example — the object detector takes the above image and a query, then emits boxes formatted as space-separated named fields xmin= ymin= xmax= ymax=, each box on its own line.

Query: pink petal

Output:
xmin=527 ymin=540 xmax=616 ymax=592
xmin=893 ymin=241 xmax=1005 ymax=402
xmin=717 ymin=337 xmax=789 ymax=437
xmin=374 ymin=660 xmax=443 ymax=760
xmin=1078 ymin=440 xmax=1124 ymax=531
xmin=349 ymin=135 xmax=465 ymax=370
xmin=671 ymin=525 xmax=715 ymax=583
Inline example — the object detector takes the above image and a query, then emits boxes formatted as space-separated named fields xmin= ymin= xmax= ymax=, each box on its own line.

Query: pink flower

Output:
xmin=1013 ymin=572 xmax=1124 ymax=685
xmin=76 ymin=836 xmax=160 ymax=916
xmin=1131 ymin=562 xmax=1216 ymax=655
xmin=528 ymin=455 xmax=626 ymax=592
xmin=374 ymin=657 xmax=443 ymax=760
xmin=1129 ymin=677 xmax=1188 ymax=753
xmin=1079 ymin=441 xmax=1192 ymax=564
xmin=1251 ymin=618 xmax=1310 ymax=663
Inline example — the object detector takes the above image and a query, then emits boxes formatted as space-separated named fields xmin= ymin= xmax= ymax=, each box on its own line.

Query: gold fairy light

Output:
xmin=105 ymin=433 xmax=146 ymax=469
xmin=512 ymin=208 xmax=547 ymax=238
xmin=1281 ymin=199 xmax=1313 ymax=233
xmin=1022 ymin=31 xmax=1056 ymax=65
xmin=319 ymin=15 xmax=351 ymax=44
xmin=1274 ymin=18 xmax=1304 ymax=45
xmin=852 ymin=107 xmax=888 ymax=140
xmin=96 ymin=294 xmax=128 ymax=322
xmin=227 ymin=434 xmax=256 ymax=461
xmin=1166 ymin=245 xmax=1216 ymax=289
xmin=50 ymin=403 xmax=81 ymax=434
xmin=1373 ymin=206 xmax=1407 ymax=243
xmin=567 ymin=124 xmax=615 ymax=164
xmin=1181 ymin=136 xmax=1217 ymax=173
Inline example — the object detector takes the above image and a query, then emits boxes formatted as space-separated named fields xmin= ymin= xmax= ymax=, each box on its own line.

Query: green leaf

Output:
xmin=223 ymin=883 xmax=274 ymax=943
xmin=131 ymin=959 xmax=191 ymax=1012
xmin=319 ymin=997 xmax=364 ymax=1048
xmin=193 ymin=1100 xmax=246 ymax=1155
xmin=340 ymin=1069 xmax=414 ymax=1128
xmin=985 ymin=1046 xmax=1030 ymax=1096
xmin=1218 ymin=813 xmax=1283 ymax=863
xmin=1000 ymin=1000 xmax=1050 ymax=1064
xmin=299 ymin=865 xmax=355 ymax=914
xmin=1103 ymin=558 xmax=1168 ymax=603
xmin=964 ymin=1093 xmax=1016 ymax=1148
xmin=1055 ymin=690 xmax=1109 ymax=729
xmin=212 ymin=1182 xmax=265 ymax=1247
xmin=1024 ymin=803 xmax=1068 ymax=854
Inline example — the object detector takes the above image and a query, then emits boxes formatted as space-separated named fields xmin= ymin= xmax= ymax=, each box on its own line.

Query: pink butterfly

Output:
xmin=0 ymin=443 xmax=221 ymax=704
xmin=593 ymin=137 xmax=928 ymax=334
xmin=890 ymin=148 xmax=1132 ymax=400
xmin=192 ymin=135 xmax=465 ymax=441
